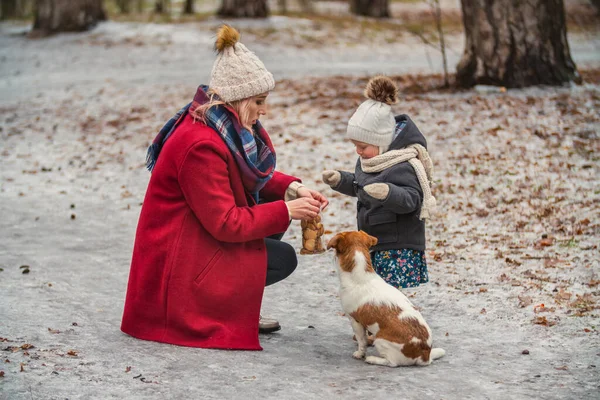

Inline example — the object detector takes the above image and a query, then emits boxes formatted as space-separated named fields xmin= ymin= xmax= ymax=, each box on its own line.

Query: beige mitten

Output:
xmin=363 ymin=183 xmax=390 ymax=200
xmin=322 ymin=170 xmax=341 ymax=187
xmin=300 ymin=214 xmax=326 ymax=255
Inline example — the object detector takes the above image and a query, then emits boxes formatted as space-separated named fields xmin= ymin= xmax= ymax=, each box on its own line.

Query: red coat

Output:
xmin=121 ymin=113 xmax=299 ymax=350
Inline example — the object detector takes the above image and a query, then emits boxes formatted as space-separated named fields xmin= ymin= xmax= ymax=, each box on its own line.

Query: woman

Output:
xmin=121 ymin=25 xmax=328 ymax=350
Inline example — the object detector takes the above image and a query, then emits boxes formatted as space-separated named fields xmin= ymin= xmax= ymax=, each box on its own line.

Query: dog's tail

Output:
xmin=430 ymin=348 xmax=446 ymax=361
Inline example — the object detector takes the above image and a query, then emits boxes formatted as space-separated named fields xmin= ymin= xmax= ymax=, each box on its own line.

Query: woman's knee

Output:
xmin=278 ymin=241 xmax=297 ymax=277
xmin=265 ymin=239 xmax=297 ymax=285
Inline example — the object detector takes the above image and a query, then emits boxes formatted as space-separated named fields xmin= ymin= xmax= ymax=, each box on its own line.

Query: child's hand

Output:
xmin=322 ymin=170 xmax=341 ymax=187
xmin=363 ymin=183 xmax=389 ymax=200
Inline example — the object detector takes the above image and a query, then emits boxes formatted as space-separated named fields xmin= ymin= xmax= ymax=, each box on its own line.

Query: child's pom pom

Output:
xmin=365 ymin=76 xmax=398 ymax=105
xmin=215 ymin=25 xmax=240 ymax=53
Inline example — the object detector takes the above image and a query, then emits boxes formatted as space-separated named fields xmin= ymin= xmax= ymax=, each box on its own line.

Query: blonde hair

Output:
xmin=192 ymin=89 xmax=253 ymax=131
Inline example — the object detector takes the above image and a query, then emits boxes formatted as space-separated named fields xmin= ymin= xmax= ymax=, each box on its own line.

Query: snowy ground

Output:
xmin=1 ymin=15 xmax=599 ymax=400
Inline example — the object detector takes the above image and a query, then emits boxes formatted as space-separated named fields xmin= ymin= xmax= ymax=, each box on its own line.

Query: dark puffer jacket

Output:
xmin=333 ymin=114 xmax=428 ymax=251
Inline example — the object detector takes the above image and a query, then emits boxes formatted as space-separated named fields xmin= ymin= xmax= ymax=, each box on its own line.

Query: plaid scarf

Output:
xmin=146 ymin=86 xmax=276 ymax=202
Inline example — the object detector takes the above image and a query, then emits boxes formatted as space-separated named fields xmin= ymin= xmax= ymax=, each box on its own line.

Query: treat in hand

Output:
xmin=300 ymin=214 xmax=326 ymax=255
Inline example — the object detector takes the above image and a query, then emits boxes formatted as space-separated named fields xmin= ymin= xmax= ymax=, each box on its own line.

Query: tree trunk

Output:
xmin=116 ymin=0 xmax=132 ymax=14
xmin=350 ymin=0 xmax=390 ymax=18
xmin=218 ymin=0 xmax=269 ymax=18
xmin=183 ymin=0 xmax=194 ymax=14
xmin=155 ymin=0 xmax=170 ymax=13
xmin=457 ymin=0 xmax=579 ymax=88
xmin=278 ymin=0 xmax=287 ymax=14
xmin=33 ymin=0 xmax=106 ymax=34
xmin=1 ymin=0 xmax=18 ymax=19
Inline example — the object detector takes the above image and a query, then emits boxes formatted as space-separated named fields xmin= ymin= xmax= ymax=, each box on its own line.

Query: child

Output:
xmin=322 ymin=76 xmax=436 ymax=289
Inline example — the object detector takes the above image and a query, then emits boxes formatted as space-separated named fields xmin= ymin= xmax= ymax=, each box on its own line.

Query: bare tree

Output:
xmin=183 ymin=0 xmax=194 ymax=14
xmin=431 ymin=0 xmax=448 ymax=87
xmin=457 ymin=0 xmax=579 ymax=88
xmin=33 ymin=0 xmax=106 ymax=35
xmin=218 ymin=0 xmax=269 ymax=18
xmin=350 ymin=0 xmax=390 ymax=18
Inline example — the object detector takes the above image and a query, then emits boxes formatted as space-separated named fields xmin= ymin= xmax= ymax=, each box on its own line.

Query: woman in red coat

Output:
xmin=121 ymin=25 xmax=328 ymax=350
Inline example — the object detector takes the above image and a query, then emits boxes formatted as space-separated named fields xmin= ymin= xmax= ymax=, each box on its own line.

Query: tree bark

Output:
xmin=183 ymin=0 xmax=194 ymax=14
xmin=1 ymin=0 xmax=18 ymax=19
xmin=218 ymin=0 xmax=269 ymax=18
xmin=457 ymin=0 xmax=579 ymax=88
xmin=350 ymin=0 xmax=390 ymax=18
xmin=33 ymin=0 xmax=106 ymax=34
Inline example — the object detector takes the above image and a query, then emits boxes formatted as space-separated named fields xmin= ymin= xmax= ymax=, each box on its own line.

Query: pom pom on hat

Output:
xmin=215 ymin=24 xmax=240 ymax=53
xmin=365 ymin=75 xmax=398 ymax=105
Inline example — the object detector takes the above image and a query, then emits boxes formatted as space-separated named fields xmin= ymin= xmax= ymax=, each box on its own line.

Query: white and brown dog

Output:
xmin=327 ymin=230 xmax=445 ymax=367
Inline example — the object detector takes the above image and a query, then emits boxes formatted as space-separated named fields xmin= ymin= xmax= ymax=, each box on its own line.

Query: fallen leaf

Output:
xmin=47 ymin=328 xmax=60 ymax=334
xmin=518 ymin=295 xmax=533 ymax=308
xmin=67 ymin=350 xmax=78 ymax=357
xmin=125 ymin=366 xmax=131 ymax=373
xmin=505 ymin=257 xmax=522 ymax=266
xmin=532 ymin=316 xmax=557 ymax=327
xmin=554 ymin=289 xmax=572 ymax=302
xmin=20 ymin=344 xmax=34 ymax=350
xmin=544 ymin=258 xmax=560 ymax=268
xmin=535 ymin=237 xmax=554 ymax=249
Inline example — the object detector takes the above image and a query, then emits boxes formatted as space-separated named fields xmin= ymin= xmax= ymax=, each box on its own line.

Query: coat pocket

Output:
xmin=194 ymin=249 xmax=223 ymax=286
xmin=367 ymin=211 xmax=398 ymax=244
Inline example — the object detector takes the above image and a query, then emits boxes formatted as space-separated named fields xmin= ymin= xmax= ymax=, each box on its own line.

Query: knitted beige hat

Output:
xmin=209 ymin=25 xmax=275 ymax=103
xmin=347 ymin=76 xmax=398 ymax=154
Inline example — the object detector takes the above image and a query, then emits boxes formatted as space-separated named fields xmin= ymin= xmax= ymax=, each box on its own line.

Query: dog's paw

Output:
xmin=353 ymin=350 xmax=366 ymax=359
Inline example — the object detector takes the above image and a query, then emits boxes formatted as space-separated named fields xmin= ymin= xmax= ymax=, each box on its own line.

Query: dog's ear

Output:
xmin=359 ymin=231 xmax=378 ymax=248
xmin=327 ymin=233 xmax=343 ymax=250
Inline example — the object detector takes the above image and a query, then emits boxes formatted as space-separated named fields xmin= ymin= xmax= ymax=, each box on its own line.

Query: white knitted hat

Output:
xmin=209 ymin=25 xmax=275 ymax=103
xmin=347 ymin=76 xmax=398 ymax=154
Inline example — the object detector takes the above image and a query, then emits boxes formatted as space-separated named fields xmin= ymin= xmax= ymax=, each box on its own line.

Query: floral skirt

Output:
xmin=371 ymin=249 xmax=429 ymax=289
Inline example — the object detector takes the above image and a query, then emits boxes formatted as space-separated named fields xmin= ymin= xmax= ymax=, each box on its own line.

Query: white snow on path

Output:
xmin=0 ymin=18 xmax=599 ymax=400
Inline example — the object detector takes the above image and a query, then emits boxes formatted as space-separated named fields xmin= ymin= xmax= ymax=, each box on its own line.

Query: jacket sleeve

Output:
xmin=364 ymin=163 xmax=423 ymax=214
xmin=331 ymin=171 xmax=357 ymax=197
xmin=378 ymin=183 xmax=422 ymax=214
xmin=260 ymin=171 xmax=301 ymax=202
xmin=178 ymin=140 xmax=291 ymax=243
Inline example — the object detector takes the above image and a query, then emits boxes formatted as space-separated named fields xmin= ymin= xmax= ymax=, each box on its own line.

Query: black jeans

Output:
xmin=265 ymin=230 xmax=297 ymax=286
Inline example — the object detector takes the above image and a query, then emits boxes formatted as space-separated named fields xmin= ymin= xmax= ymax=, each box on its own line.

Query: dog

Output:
xmin=327 ymin=230 xmax=445 ymax=367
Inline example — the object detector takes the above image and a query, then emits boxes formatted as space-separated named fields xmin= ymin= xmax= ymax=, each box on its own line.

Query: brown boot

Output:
xmin=259 ymin=315 xmax=281 ymax=333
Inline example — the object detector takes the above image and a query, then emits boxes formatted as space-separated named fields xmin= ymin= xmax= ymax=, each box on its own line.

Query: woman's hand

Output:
xmin=297 ymin=187 xmax=329 ymax=211
xmin=286 ymin=197 xmax=321 ymax=220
